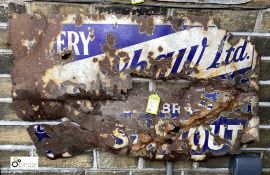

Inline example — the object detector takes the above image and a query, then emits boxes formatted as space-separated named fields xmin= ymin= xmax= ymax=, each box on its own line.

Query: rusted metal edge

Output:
xmin=27 ymin=0 xmax=269 ymax=10
xmin=29 ymin=0 xmax=252 ymax=4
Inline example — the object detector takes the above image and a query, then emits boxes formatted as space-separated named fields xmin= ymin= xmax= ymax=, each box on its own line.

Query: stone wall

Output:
xmin=0 ymin=0 xmax=270 ymax=174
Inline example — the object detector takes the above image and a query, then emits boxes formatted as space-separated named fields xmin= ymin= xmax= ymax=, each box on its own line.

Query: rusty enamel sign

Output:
xmin=9 ymin=13 xmax=260 ymax=161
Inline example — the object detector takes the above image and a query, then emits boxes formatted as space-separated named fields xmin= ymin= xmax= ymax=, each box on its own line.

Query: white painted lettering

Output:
xmin=56 ymin=31 xmax=66 ymax=54
xmin=161 ymin=103 xmax=170 ymax=113
xmin=208 ymin=125 xmax=224 ymax=150
xmin=67 ymin=31 xmax=80 ymax=55
xmin=172 ymin=103 xmax=180 ymax=113
xmin=79 ymin=32 xmax=91 ymax=55
xmin=227 ymin=125 xmax=243 ymax=145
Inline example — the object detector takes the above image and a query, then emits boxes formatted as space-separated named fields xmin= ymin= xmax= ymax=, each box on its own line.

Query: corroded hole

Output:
xmin=62 ymin=52 xmax=72 ymax=60
xmin=165 ymin=139 xmax=173 ymax=144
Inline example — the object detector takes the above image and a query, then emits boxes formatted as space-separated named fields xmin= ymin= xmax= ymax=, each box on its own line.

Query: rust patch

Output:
xmin=163 ymin=16 xmax=184 ymax=32
xmin=9 ymin=13 xmax=260 ymax=161
xmin=75 ymin=14 xmax=83 ymax=27
xmin=131 ymin=15 xmax=155 ymax=35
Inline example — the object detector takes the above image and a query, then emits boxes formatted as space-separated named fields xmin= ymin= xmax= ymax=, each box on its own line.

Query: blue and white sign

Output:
xmin=41 ymin=15 xmax=258 ymax=97
xmin=10 ymin=14 xmax=259 ymax=161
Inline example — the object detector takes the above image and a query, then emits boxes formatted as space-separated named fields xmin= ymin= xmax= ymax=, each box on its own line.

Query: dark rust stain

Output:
xmin=93 ymin=57 xmax=98 ymax=63
xmin=101 ymin=33 xmax=116 ymax=58
xmin=131 ymin=15 xmax=155 ymax=35
xmin=75 ymin=14 xmax=83 ymax=27
xmin=163 ymin=16 xmax=184 ymax=32
xmin=158 ymin=46 xmax=163 ymax=52
xmin=88 ymin=27 xmax=95 ymax=40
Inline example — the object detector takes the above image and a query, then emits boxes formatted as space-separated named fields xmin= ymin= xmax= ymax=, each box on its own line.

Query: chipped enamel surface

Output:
xmin=9 ymin=13 xmax=260 ymax=161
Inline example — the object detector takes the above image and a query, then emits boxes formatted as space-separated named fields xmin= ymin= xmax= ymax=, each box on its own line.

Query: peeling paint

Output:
xmin=9 ymin=13 xmax=260 ymax=161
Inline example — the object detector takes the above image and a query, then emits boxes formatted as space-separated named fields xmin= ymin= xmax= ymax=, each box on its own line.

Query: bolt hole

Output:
xmin=170 ymin=126 xmax=180 ymax=133
xmin=165 ymin=139 xmax=173 ymax=144
xmin=62 ymin=52 xmax=71 ymax=60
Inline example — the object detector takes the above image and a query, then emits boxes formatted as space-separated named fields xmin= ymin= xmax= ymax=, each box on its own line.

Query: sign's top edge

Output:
xmin=21 ymin=13 xmax=221 ymax=27
xmin=29 ymin=0 xmax=252 ymax=5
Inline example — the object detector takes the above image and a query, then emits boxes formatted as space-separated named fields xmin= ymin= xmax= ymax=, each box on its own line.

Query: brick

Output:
xmin=32 ymin=2 xmax=91 ymax=17
xmin=174 ymin=9 xmax=258 ymax=32
xmin=95 ymin=5 xmax=167 ymax=15
xmin=242 ymin=0 xmax=270 ymax=8
xmin=251 ymin=37 xmax=270 ymax=56
xmin=0 ymin=2 xmax=26 ymax=23
xmin=0 ymin=150 xmax=29 ymax=167
xmin=260 ymin=11 xmax=270 ymax=33
xmin=262 ymin=172 xmax=270 ymax=175
xmin=247 ymin=129 xmax=270 ymax=148
xmin=0 ymin=5 xmax=9 ymax=22
xmin=0 ymin=77 xmax=11 ymax=97
xmin=97 ymin=151 xmax=138 ymax=169
xmin=199 ymin=156 xmax=230 ymax=168
xmin=86 ymin=172 xmax=129 ymax=175
xmin=133 ymin=170 xmax=166 ymax=175
xmin=0 ymin=102 xmax=20 ymax=121
xmin=0 ymin=0 xmax=25 ymax=3
xmin=0 ymin=29 xmax=9 ymax=49
xmin=144 ymin=160 xmax=191 ymax=171
xmin=0 ymin=126 xmax=33 ymax=144
xmin=173 ymin=171 xmax=230 ymax=175
xmin=263 ymin=151 xmax=270 ymax=168
xmin=259 ymin=60 xmax=270 ymax=80
xmin=39 ymin=153 xmax=92 ymax=168
xmin=1 ymin=173 xmax=85 ymax=175
xmin=0 ymin=53 xmax=12 ymax=74
xmin=259 ymin=85 xmax=270 ymax=102
xmin=199 ymin=152 xmax=270 ymax=168
xmin=7 ymin=2 xmax=26 ymax=15
xmin=144 ymin=160 xmax=166 ymax=168
xmin=173 ymin=160 xmax=193 ymax=169
xmin=259 ymin=107 xmax=270 ymax=125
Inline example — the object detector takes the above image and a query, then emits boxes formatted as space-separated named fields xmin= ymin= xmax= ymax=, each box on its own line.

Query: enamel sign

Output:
xmin=9 ymin=13 xmax=260 ymax=161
